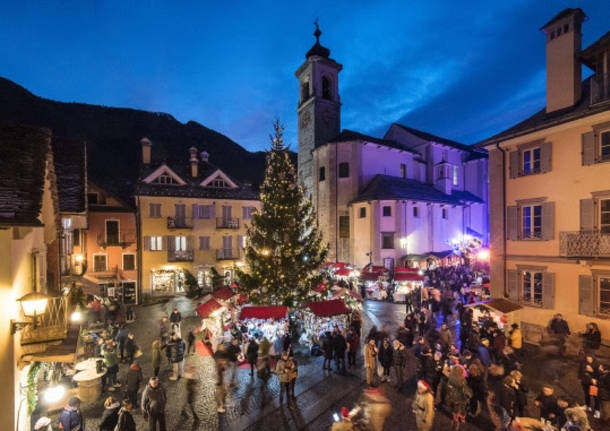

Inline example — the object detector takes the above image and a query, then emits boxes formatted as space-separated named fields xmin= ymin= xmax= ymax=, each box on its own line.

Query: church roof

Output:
xmin=539 ymin=8 xmax=585 ymax=30
xmin=329 ymin=129 xmax=418 ymax=154
xmin=0 ymin=124 xmax=51 ymax=225
xmin=352 ymin=175 xmax=484 ymax=205
xmin=391 ymin=123 xmax=476 ymax=153
xmin=306 ymin=23 xmax=331 ymax=59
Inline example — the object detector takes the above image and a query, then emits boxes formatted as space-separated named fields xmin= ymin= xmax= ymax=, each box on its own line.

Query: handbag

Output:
xmin=589 ymin=385 xmax=598 ymax=397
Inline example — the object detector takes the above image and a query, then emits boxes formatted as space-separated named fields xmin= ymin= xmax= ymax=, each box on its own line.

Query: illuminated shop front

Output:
xmin=151 ymin=267 xmax=186 ymax=295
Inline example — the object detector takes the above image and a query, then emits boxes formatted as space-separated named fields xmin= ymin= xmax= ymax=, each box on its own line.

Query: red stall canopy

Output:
xmin=212 ymin=286 xmax=237 ymax=301
xmin=394 ymin=273 xmax=424 ymax=282
xmin=196 ymin=298 xmax=224 ymax=318
xmin=394 ymin=267 xmax=419 ymax=273
xmin=307 ymin=299 xmax=351 ymax=317
xmin=332 ymin=262 xmax=350 ymax=269
xmin=240 ymin=306 xmax=289 ymax=320
xmin=332 ymin=288 xmax=363 ymax=302
xmin=360 ymin=270 xmax=381 ymax=281
xmin=313 ymin=283 xmax=328 ymax=293
xmin=335 ymin=268 xmax=351 ymax=276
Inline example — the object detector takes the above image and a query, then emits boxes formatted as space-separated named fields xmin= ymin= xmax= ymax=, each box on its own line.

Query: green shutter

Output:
xmin=542 ymin=272 xmax=555 ymax=309
xmin=582 ymin=132 xmax=595 ymax=166
xmin=507 ymin=269 xmax=519 ymax=301
xmin=578 ymin=275 xmax=595 ymax=316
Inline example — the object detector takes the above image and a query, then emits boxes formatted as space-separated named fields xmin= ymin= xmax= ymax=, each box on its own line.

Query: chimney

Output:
xmin=541 ymin=8 xmax=586 ymax=113
xmin=200 ymin=150 xmax=209 ymax=163
xmin=141 ymin=137 xmax=152 ymax=165
xmin=189 ymin=147 xmax=198 ymax=178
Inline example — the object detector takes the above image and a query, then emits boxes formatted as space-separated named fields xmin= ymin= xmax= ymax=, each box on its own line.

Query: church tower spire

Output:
xmin=295 ymin=21 xmax=342 ymax=199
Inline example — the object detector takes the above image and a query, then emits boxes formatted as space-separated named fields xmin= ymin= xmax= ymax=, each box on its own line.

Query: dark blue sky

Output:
xmin=2 ymin=1 xmax=608 ymax=151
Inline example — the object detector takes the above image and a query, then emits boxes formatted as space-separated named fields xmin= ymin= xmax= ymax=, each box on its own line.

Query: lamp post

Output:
xmin=11 ymin=292 xmax=50 ymax=333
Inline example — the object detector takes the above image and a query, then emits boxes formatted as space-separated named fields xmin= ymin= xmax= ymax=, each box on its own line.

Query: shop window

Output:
xmin=122 ymin=254 xmax=135 ymax=270
xmin=381 ymin=233 xmax=394 ymax=249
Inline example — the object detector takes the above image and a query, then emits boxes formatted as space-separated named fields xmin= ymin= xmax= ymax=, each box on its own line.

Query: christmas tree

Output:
xmin=237 ymin=120 xmax=328 ymax=307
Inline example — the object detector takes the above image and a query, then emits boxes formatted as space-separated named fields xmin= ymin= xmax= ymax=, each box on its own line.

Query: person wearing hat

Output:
xmin=331 ymin=407 xmax=354 ymax=431
xmin=59 ymin=397 xmax=84 ymax=431
xmin=412 ymin=380 xmax=435 ymax=431
xmin=34 ymin=416 xmax=52 ymax=431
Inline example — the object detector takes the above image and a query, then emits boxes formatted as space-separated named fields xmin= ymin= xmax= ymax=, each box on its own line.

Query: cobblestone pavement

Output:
xmin=77 ymin=298 xmax=608 ymax=430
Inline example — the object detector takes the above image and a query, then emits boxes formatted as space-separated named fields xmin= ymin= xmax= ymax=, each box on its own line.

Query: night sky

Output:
xmin=2 ymin=1 xmax=608 ymax=151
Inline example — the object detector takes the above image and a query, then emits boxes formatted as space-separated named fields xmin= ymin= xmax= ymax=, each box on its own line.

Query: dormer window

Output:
xmin=153 ymin=173 xmax=177 ymax=184
xmin=209 ymin=176 xmax=228 ymax=188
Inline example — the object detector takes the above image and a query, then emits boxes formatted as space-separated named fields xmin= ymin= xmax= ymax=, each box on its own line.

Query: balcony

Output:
xmin=216 ymin=248 xmax=241 ymax=260
xmin=167 ymin=217 xmax=192 ymax=229
xmin=591 ymin=72 xmax=610 ymax=105
xmin=168 ymin=249 xmax=194 ymax=262
xmin=20 ymin=296 xmax=68 ymax=345
xmin=559 ymin=231 xmax=610 ymax=258
xmin=97 ymin=230 xmax=136 ymax=248
xmin=216 ymin=217 xmax=240 ymax=229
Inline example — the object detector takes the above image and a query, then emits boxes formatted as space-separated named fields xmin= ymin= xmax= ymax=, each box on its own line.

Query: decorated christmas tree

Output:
xmin=237 ymin=120 xmax=328 ymax=307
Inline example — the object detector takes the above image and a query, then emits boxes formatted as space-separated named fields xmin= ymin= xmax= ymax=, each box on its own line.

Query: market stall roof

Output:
xmin=332 ymin=288 xmax=363 ymax=302
xmin=394 ymin=267 xmax=419 ymax=273
xmin=307 ymin=299 xmax=351 ymax=316
xmin=466 ymin=298 xmax=522 ymax=314
xmin=333 ymin=262 xmax=350 ymax=268
xmin=240 ymin=306 xmax=289 ymax=320
xmin=211 ymin=286 xmax=237 ymax=301
xmin=335 ymin=268 xmax=351 ymax=276
xmin=394 ymin=273 xmax=424 ymax=281
xmin=313 ymin=283 xmax=328 ymax=293
xmin=237 ymin=294 xmax=248 ymax=305
xmin=196 ymin=298 xmax=224 ymax=318
xmin=360 ymin=271 xmax=380 ymax=281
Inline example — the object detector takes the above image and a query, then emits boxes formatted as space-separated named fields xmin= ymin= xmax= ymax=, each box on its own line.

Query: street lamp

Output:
xmin=11 ymin=292 xmax=49 ymax=333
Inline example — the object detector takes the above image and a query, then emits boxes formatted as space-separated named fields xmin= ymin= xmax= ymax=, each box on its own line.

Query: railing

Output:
xmin=591 ymin=72 xmax=610 ymax=105
xmin=20 ymin=296 xmax=68 ymax=345
xmin=168 ymin=249 xmax=194 ymax=262
xmin=167 ymin=217 xmax=192 ymax=229
xmin=216 ymin=248 xmax=241 ymax=260
xmin=97 ymin=230 xmax=136 ymax=248
xmin=559 ymin=230 xmax=610 ymax=257
xmin=216 ymin=217 xmax=240 ymax=229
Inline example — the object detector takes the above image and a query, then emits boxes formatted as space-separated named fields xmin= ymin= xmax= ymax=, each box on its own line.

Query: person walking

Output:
xmin=445 ymin=366 xmax=472 ymax=431
xmin=579 ymin=354 xmax=600 ymax=418
xmin=391 ymin=340 xmax=406 ymax=389
xmin=275 ymin=351 xmax=294 ymax=404
xmin=334 ymin=330 xmax=348 ymax=375
xmin=103 ymin=342 xmax=120 ymax=391
xmin=124 ymin=333 xmax=137 ymax=365
xmin=116 ymin=325 xmax=129 ymax=362
xmin=141 ymin=377 xmax=167 ymax=431
xmin=180 ymin=365 xmax=200 ymax=422
xmin=169 ymin=307 xmax=182 ymax=336
xmin=152 ymin=339 xmax=162 ymax=378
xmin=498 ymin=376 xmax=517 ymax=430
xmin=116 ymin=399 xmax=136 ymax=431
xmin=289 ymin=354 xmax=298 ymax=402
xmin=582 ymin=322 xmax=602 ymax=355
xmin=346 ymin=328 xmax=360 ymax=368
xmin=246 ymin=337 xmax=259 ymax=376
xmin=167 ymin=334 xmax=186 ymax=381
xmin=159 ymin=316 xmax=170 ymax=346
xmin=322 ymin=331 xmax=334 ymax=371
xmin=548 ymin=313 xmax=570 ymax=356
xmin=412 ymin=380 xmax=435 ymax=431
xmin=215 ymin=360 xmax=227 ymax=413
xmin=378 ymin=338 xmax=393 ymax=383
xmin=187 ymin=329 xmax=196 ymax=356
xmin=598 ymin=363 xmax=610 ymax=425
xmin=59 ymin=397 xmax=85 ymax=431
xmin=364 ymin=338 xmax=378 ymax=386
xmin=98 ymin=396 xmax=120 ymax=431
xmin=226 ymin=338 xmax=241 ymax=386
xmin=125 ymin=360 xmax=143 ymax=410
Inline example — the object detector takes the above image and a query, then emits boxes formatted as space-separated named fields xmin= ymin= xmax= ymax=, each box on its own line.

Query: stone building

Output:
xmin=296 ymin=27 xmax=488 ymax=268
xmin=478 ymin=8 xmax=610 ymax=337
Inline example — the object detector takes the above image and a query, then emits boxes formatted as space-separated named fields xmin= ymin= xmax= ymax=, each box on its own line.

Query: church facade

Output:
xmin=296 ymin=27 xmax=489 ymax=269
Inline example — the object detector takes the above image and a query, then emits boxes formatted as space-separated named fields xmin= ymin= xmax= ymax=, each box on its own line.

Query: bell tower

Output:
xmin=295 ymin=22 xmax=342 ymax=199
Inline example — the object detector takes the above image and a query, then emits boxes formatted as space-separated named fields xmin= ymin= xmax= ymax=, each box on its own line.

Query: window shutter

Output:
xmin=166 ymin=236 xmax=174 ymax=252
xmin=580 ymin=199 xmax=595 ymax=231
xmin=143 ymin=236 xmax=150 ymax=251
xmin=582 ymin=132 xmax=595 ymax=165
xmin=192 ymin=204 xmax=199 ymax=219
xmin=238 ymin=235 xmax=244 ymax=249
xmin=507 ymin=206 xmax=518 ymax=240
xmin=541 ymin=202 xmax=555 ymax=240
xmin=578 ymin=275 xmax=595 ymax=316
xmin=509 ymin=151 xmax=520 ymax=178
xmin=186 ymin=235 xmax=194 ymax=250
xmin=211 ymin=204 xmax=216 ymax=218
xmin=507 ymin=269 xmax=519 ymax=301
xmin=540 ymin=142 xmax=552 ymax=173
xmin=541 ymin=272 xmax=555 ymax=309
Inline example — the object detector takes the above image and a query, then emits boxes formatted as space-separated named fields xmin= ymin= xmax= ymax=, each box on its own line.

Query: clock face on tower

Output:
xmin=300 ymin=111 xmax=311 ymax=129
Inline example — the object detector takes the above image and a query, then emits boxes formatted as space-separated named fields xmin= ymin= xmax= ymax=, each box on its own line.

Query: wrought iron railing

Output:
xmin=168 ymin=249 xmax=194 ymax=262
xmin=591 ymin=72 xmax=610 ymax=105
xmin=20 ymin=296 xmax=68 ymax=345
xmin=216 ymin=248 xmax=241 ymax=260
xmin=216 ymin=217 xmax=240 ymax=229
xmin=167 ymin=217 xmax=193 ymax=229
xmin=559 ymin=230 xmax=610 ymax=257
xmin=97 ymin=230 xmax=136 ymax=247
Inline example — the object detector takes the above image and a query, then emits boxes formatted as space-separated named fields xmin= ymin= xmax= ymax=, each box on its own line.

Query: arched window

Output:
xmin=301 ymin=80 xmax=310 ymax=102
xmin=322 ymin=76 xmax=332 ymax=100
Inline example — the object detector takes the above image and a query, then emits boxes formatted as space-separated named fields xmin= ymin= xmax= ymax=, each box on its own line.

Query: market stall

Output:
xmin=331 ymin=287 xmax=363 ymax=310
xmin=212 ymin=286 xmax=238 ymax=302
xmin=300 ymin=299 xmax=351 ymax=349
xmin=196 ymin=298 xmax=227 ymax=347
xmin=360 ymin=266 xmax=387 ymax=300
xmin=392 ymin=268 xmax=424 ymax=303
xmin=464 ymin=298 xmax=522 ymax=330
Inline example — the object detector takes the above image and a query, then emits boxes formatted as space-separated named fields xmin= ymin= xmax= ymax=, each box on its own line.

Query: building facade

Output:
xmin=296 ymin=29 xmax=488 ymax=268
xmin=85 ymin=182 xmax=138 ymax=303
xmin=135 ymin=140 xmax=260 ymax=298
xmin=479 ymin=9 xmax=610 ymax=336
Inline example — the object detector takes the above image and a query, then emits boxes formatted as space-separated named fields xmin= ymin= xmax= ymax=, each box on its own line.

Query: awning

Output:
xmin=394 ymin=267 xmax=419 ymax=273
xmin=335 ymin=268 xmax=351 ymax=276
xmin=332 ymin=262 xmax=350 ymax=269
xmin=360 ymin=272 xmax=380 ymax=281
xmin=465 ymin=298 xmax=522 ymax=314
xmin=196 ymin=298 xmax=224 ymax=318
xmin=307 ymin=299 xmax=351 ymax=317
xmin=211 ymin=286 xmax=237 ymax=301
xmin=239 ymin=306 xmax=289 ymax=320
xmin=394 ymin=273 xmax=424 ymax=282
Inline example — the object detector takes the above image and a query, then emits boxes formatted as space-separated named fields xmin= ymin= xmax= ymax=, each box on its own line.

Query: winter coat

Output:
xmin=247 ymin=340 xmax=259 ymax=364
xmin=392 ymin=346 xmax=406 ymax=368
xmin=226 ymin=344 xmax=241 ymax=362
xmin=445 ymin=374 xmax=472 ymax=415
xmin=334 ymin=334 xmax=348 ymax=356
xmin=166 ymin=338 xmax=185 ymax=363
xmin=439 ymin=328 xmax=453 ymax=347
xmin=396 ymin=327 xmax=413 ymax=348
xmin=151 ymin=341 xmax=162 ymax=368
xmin=412 ymin=391 xmax=435 ymax=431
xmin=549 ymin=318 xmax=570 ymax=336
xmin=498 ymin=384 xmax=516 ymax=417
xmin=347 ymin=332 xmax=360 ymax=353
xmin=124 ymin=337 xmax=137 ymax=357
xmin=103 ymin=348 xmax=118 ymax=368
xmin=477 ymin=345 xmax=491 ymax=368
xmin=116 ymin=328 xmax=129 ymax=344
xmin=275 ymin=357 xmax=294 ymax=383
xmin=126 ymin=363 xmax=143 ymax=391
xmin=535 ymin=393 xmax=559 ymax=420
xmin=322 ymin=335 xmax=334 ymax=359
xmin=141 ymin=383 xmax=167 ymax=414
xmin=273 ymin=336 xmax=284 ymax=355
xmin=599 ymin=370 xmax=610 ymax=401
xmin=116 ymin=407 xmax=136 ymax=431
xmin=583 ymin=329 xmax=602 ymax=351
xmin=364 ymin=343 xmax=377 ymax=369
xmin=59 ymin=406 xmax=84 ymax=431
xmin=98 ymin=403 xmax=119 ymax=431
xmin=378 ymin=344 xmax=393 ymax=368
xmin=509 ymin=328 xmax=522 ymax=349
xmin=564 ymin=405 xmax=592 ymax=431
xmin=169 ymin=311 xmax=182 ymax=323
